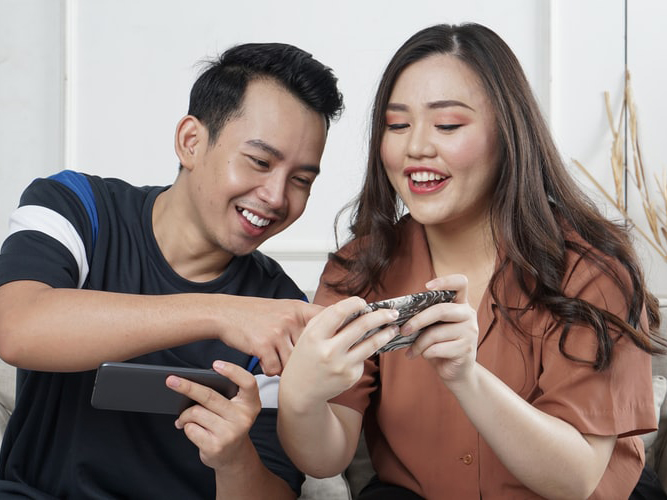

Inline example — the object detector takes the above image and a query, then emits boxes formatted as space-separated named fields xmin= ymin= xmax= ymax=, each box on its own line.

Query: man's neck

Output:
xmin=152 ymin=186 xmax=233 ymax=283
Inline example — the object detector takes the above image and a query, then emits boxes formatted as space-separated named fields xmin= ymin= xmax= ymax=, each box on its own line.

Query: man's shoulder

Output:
xmin=25 ymin=170 xmax=160 ymax=204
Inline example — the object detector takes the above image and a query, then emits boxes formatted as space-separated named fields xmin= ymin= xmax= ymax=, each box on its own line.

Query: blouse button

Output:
xmin=462 ymin=453 xmax=474 ymax=465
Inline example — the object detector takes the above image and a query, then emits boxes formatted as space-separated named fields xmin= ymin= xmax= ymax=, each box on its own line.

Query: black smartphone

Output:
xmin=91 ymin=362 xmax=239 ymax=415
xmin=349 ymin=290 xmax=456 ymax=353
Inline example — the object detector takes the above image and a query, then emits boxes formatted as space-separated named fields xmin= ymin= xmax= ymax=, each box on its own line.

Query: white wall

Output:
xmin=1 ymin=0 xmax=665 ymax=298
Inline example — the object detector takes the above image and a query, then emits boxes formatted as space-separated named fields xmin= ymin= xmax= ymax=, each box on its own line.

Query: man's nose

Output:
xmin=257 ymin=172 xmax=287 ymax=210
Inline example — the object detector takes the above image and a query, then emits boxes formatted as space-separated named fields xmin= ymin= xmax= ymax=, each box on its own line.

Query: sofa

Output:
xmin=1 ymin=304 xmax=666 ymax=498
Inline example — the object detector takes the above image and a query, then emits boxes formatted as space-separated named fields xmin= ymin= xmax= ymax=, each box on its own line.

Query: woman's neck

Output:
xmin=424 ymin=216 xmax=496 ymax=310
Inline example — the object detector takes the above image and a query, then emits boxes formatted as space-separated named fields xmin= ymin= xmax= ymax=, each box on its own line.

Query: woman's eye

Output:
xmin=387 ymin=123 xmax=409 ymax=131
xmin=436 ymin=124 xmax=462 ymax=131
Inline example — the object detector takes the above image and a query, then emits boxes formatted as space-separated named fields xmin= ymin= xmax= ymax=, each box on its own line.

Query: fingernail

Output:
xmin=406 ymin=348 xmax=414 ymax=359
xmin=174 ymin=419 xmax=182 ymax=429
xmin=402 ymin=323 xmax=413 ymax=335
xmin=213 ymin=360 xmax=225 ymax=370
xmin=425 ymin=280 xmax=436 ymax=290
xmin=166 ymin=376 xmax=181 ymax=388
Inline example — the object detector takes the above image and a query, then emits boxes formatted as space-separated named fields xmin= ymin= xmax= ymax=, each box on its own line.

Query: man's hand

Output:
xmin=221 ymin=297 xmax=323 ymax=376
xmin=167 ymin=361 xmax=260 ymax=469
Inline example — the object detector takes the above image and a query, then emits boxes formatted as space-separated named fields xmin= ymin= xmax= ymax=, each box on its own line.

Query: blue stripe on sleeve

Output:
xmin=49 ymin=170 xmax=99 ymax=249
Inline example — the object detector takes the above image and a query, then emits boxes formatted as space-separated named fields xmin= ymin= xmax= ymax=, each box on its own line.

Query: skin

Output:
xmin=279 ymin=55 xmax=617 ymax=499
xmin=0 ymin=78 xmax=329 ymax=499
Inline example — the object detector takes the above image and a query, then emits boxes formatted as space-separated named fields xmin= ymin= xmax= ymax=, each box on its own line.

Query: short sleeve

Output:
xmin=533 ymin=252 xmax=656 ymax=438
xmin=0 ymin=172 xmax=97 ymax=289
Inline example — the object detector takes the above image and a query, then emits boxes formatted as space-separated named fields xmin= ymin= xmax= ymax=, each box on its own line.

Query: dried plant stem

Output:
xmin=574 ymin=70 xmax=667 ymax=262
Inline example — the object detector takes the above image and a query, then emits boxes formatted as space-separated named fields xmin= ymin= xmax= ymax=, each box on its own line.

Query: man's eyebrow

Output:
xmin=246 ymin=139 xmax=285 ymax=161
xmin=246 ymin=139 xmax=320 ymax=175
xmin=386 ymin=100 xmax=474 ymax=112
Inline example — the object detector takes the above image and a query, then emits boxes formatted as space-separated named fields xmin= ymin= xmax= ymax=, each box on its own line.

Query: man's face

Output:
xmin=184 ymin=79 xmax=327 ymax=261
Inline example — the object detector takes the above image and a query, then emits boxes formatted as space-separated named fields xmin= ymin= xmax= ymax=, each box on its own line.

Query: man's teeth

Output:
xmin=411 ymin=171 xmax=445 ymax=182
xmin=241 ymin=209 xmax=271 ymax=227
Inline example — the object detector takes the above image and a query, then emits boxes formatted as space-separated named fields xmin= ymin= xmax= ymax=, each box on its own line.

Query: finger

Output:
xmin=165 ymin=362 xmax=251 ymax=413
xmin=336 ymin=307 xmax=400 ymax=350
xmin=298 ymin=301 xmax=325 ymax=324
xmin=305 ymin=296 xmax=369 ymax=340
xmin=419 ymin=336 xmax=475 ymax=361
xmin=408 ymin=320 xmax=474 ymax=359
xmin=348 ymin=324 xmax=399 ymax=360
xmin=289 ymin=302 xmax=324 ymax=346
xmin=212 ymin=361 xmax=258 ymax=400
xmin=401 ymin=302 xmax=472 ymax=338
xmin=256 ymin=331 xmax=294 ymax=377
xmin=425 ymin=274 xmax=469 ymax=304
xmin=256 ymin=350 xmax=281 ymax=378
xmin=170 ymin=362 xmax=258 ymax=428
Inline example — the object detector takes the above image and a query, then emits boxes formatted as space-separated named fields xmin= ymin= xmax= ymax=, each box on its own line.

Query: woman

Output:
xmin=278 ymin=23 xmax=664 ymax=499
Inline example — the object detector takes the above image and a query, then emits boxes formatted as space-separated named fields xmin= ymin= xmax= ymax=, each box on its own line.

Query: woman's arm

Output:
xmin=278 ymin=297 xmax=399 ymax=476
xmin=448 ymin=363 xmax=615 ymax=499
xmin=406 ymin=274 xmax=616 ymax=499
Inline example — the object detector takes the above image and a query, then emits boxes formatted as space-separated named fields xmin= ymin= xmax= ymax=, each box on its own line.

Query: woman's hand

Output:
xmin=401 ymin=274 xmax=479 ymax=384
xmin=281 ymin=296 xmax=400 ymax=408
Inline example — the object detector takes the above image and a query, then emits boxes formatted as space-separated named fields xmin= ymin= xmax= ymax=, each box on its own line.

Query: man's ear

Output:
xmin=174 ymin=115 xmax=205 ymax=171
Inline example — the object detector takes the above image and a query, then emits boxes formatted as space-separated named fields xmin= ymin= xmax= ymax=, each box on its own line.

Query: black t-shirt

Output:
xmin=0 ymin=170 xmax=305 ymax=499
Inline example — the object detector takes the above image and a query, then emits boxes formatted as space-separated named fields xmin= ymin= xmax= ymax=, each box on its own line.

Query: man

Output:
xmin=0 ymin=42 xmax=343 ymax=498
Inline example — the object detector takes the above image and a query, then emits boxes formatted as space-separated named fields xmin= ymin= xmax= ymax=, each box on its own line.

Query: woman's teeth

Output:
xmin=410 ymin=171 xmax=445 ymax=183
xmin=241 ymin=209 xmax=270 ymax=227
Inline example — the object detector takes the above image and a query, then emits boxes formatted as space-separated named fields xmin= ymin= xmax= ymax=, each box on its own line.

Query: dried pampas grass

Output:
xmin=574 ymin=70 xmax=667 ymax=262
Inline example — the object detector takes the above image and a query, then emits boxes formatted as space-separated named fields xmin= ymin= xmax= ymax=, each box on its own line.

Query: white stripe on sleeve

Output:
xmin=255 ymin=374 xmax=280 ymax=409
xmin=8 ymin=205 xmax=90 ymax=288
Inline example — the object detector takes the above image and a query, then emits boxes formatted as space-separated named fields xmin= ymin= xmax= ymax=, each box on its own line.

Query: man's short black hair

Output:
xmin=188 ymin=42 xmax=344 ymax=145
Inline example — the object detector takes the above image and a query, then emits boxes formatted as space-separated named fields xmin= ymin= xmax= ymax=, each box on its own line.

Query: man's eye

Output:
xmin=293 ymin=176 xmax=313 ymax=187
xmin=436 ymin=124 xmax=462 ymax=131
xmin=251 ymin=156 xmax=270 ymax=168
xmin=387 ymin=123 xmax=409 ymax=131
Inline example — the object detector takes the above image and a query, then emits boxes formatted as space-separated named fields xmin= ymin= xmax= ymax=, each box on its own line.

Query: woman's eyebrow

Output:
xmin=386 ymin=100 xmax=475 ymax=112
xmin=428 ymin=99 xmax=474 ymax=111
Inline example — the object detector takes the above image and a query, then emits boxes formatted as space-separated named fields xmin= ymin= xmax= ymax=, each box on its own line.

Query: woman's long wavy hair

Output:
xmin=330 ymin=23 xmax=664 ymax=369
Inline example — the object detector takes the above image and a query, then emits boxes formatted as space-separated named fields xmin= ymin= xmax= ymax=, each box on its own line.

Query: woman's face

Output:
xmin=380 ymin=54 xmax=501 ymax=231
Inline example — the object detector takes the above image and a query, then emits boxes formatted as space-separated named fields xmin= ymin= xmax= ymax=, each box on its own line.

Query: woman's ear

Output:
xmin=174 ymin=115 xmax=204 ymax=171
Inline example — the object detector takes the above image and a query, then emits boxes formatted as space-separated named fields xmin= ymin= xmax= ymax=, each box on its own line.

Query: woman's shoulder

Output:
xmin=560 ymin=224 xmax=632 ymax=297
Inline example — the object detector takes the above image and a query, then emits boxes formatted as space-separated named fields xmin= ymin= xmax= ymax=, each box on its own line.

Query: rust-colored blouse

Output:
xmin=316 ymin=218 xmax=656 ymax=499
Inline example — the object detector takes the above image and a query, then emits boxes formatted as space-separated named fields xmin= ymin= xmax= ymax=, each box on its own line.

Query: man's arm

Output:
xmin=168 ymin=361 xmax=297 ymax=499
xmin=0 ymin=280 xmax=320 ymax=375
